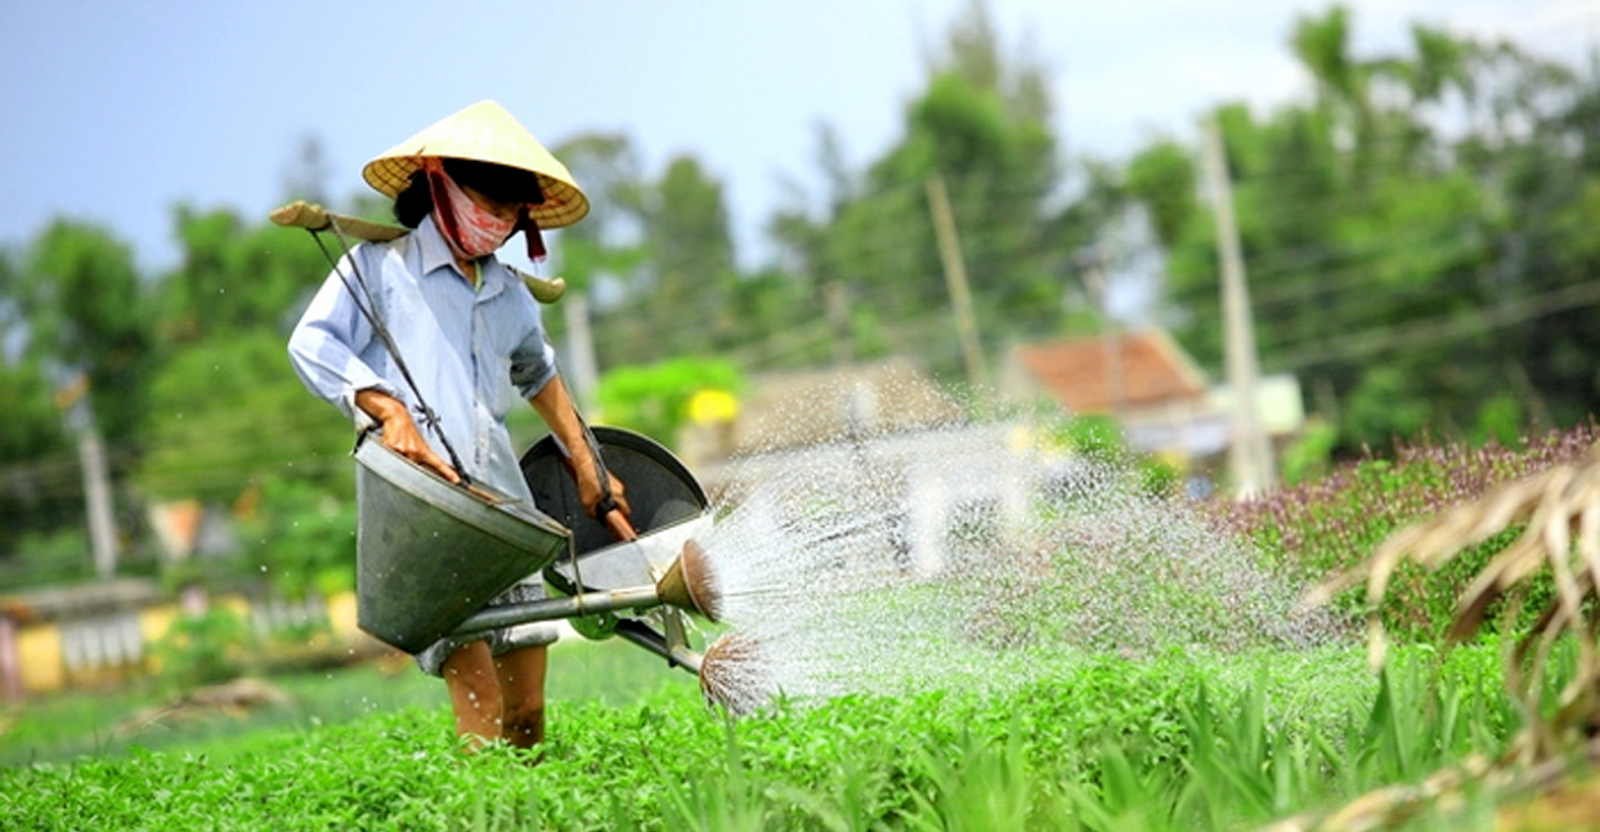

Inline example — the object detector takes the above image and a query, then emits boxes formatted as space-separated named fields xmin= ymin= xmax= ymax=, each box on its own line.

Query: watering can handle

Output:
xmin=598 ymin=498 xmax=637 ymax=542
xmin=574 ymin=406 xmax=637 ymax=543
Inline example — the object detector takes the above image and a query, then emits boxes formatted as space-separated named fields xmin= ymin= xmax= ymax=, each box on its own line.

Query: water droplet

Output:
xmin=693 ymin=414 xmax=1338 ymax=711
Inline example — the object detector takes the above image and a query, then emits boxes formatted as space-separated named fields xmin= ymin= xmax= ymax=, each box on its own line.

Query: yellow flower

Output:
xmin=687 ymin=389 xmax=739 ymax=424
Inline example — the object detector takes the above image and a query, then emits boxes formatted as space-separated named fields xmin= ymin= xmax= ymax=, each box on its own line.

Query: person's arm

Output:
xmin=288 ymin=249 xmax=460 ymax=484
xmin=528 ymin=375 xmax=630 ymax=526
xmin=289 ymin=249 xmax=403 ymax=426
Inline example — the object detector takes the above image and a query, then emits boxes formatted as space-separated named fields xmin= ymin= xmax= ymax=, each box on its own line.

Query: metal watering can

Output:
xmin=353 ymin=426 xmax=721 ymax=674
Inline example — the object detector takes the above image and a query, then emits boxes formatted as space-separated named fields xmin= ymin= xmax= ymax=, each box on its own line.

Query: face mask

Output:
xmin=424 ymin=159 xmax=518 ymax=260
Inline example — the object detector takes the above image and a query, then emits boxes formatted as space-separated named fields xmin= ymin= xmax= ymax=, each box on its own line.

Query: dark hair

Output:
xmin=391 ymin=159 xmax=547 ymax=229
xmin=394 ymin=171 xmax=432 ymax=228
xmin=445 ymin=158 xmax=546 ymax=206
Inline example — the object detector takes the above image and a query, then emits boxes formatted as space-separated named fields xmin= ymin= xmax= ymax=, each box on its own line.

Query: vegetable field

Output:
xmin=7 ymin=427 xmax=1600 ymax=830
xmin=0 ymin=639 xmax=1539 ymax=831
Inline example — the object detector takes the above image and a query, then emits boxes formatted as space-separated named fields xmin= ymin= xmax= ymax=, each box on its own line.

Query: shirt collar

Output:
xmin=414 ymin=214 xmax=510 ymax=300
xmin=415 ymin=214 xmax=461 ymax=278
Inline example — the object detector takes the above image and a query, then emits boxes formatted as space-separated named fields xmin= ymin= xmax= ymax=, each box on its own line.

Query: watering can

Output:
xmin=352 ymin=426 xmax=722 ymax=674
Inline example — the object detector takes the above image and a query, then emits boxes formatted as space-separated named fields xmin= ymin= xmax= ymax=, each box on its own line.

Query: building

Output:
xmin=1002 ymin=329 xmax=1304 ymax=466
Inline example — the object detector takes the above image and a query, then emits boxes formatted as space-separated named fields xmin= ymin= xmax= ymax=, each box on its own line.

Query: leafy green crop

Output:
xmin=11 ymin=428 xmax=1596 ymax=830
xmin=1212 ymin=423 xmax=1599 ymax=641
xmin=0 ymin=641 xmax=1529 ymax=831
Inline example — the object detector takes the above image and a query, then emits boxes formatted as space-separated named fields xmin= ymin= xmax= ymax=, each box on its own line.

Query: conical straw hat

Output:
xmin=362 ymin=100 xmax=589 ymax=228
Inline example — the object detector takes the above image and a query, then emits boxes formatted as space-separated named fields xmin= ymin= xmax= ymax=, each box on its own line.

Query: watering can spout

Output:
xmin=655 ymin=539 xmax=722 ymax=622
xmin=698 ymin=633 xmax=771 ymax=714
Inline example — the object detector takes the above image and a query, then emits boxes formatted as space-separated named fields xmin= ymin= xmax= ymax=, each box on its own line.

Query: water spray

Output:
xmin=698 ymin=633 xmax=772 ymax=714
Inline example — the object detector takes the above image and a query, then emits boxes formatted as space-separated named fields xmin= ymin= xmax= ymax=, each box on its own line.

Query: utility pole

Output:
xmin=1202 ymin=115 xmax=1274 ymax=495
xmin=824 ymin=281 xmax=852 ymax=367
xmin=80 ymin=427 xmax=118 ymax=580
xmin=925 ymin=173 xmax=988 ymax=390
xmin=562 ymin=291 xmax=601 ymax=414
xmin=58 ymin=376 xmax=118 ymax=580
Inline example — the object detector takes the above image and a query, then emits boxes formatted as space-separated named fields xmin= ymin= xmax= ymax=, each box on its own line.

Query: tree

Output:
xmin=21 ymin=220 xmax=154 ymax=437
xmin=156 ymin=207 xmax=329 ymax=342
xmin=0 ymin=223 xmax=152 ymax=567
xmin=1121 ymin=6 xmax=1598 ymax=452
xmin=0 ymin=343 xmax=75 ymax=560
xmin=770 ymin=0 xmax=1083 ymax=378
xmin=0 ymin=248 xmax=68 ymax=467
xmin=548 ymin=131 xmax=649 ymax=299
xmin=136 ymin=328 xmax=353 ymax=504
xmin=130 ymin=202 xmax=346 ymax=503
xmin=580 ymin=150 xmax=744 ymax=366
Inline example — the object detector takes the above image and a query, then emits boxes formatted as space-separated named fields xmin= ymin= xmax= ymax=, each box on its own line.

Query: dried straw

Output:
xmin=1279 ymin=440 xmax=1600 ymax=830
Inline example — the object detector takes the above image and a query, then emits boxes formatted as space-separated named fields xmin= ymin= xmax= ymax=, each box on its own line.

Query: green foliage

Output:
xmin=9 ymin=527 xmax=93 ymax=589
xmin=1136 ymin=455 xmax=1181 ymax=500
xmin=548 ymin=132 xmax=649 ymax=294
xmin=1214 ymin=423 xmax=1599 ymax=640
xmin=1470 ymin=393 xmax=1524 ymax=448
xmin=0 ymin=353 xmax=69 ymax=463
xmin=0 ymin=356 xmax=76 ymax=562
xmin=595 ymin=357 xmax=746 ymax=446
xmin=1279 ymin=418 xmax=1339 ymax=486
xmin=584 ymin=152 xmax=745 ymax=365
xmin=4 ymin=3 xmax=1600 ymax=593
xmin=136 ymin=328 xmax=353 ymax=502
xmin=0 ymin=203 xmax=342 ymax=572
xmin=239 ymin=477 xmax=356 ymax=600
xmin=1052 ymin=413 xmax=1124 ymax=461
xmin=1043 ymin=414 xmax=1177 ymax=500
xmin=15 ymin=220 xmax=156 ymax=444
xmin=157 ymin=207 xmax=329 ymax=341
xmin=1124 ymin=8 xmax=1600 ymax=452
xmin=153 ymin=606 xmax=252 ymax=691
xmin=0 ymin=639 xmax=696 ymax=766
xmin=762 ymin=1 xmax=1082 ymax=378
xmin=1342 ymin=365 xmax=1435 ymax=447
xmin=1123 ymin=140 xmax=1197 ymax=248
xmin=0 ymin=642 xmax=1528 ymax=831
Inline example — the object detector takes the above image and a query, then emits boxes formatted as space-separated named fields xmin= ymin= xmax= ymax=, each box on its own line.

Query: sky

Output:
xmin=1 ymin=0 xmax=1595 ymax=277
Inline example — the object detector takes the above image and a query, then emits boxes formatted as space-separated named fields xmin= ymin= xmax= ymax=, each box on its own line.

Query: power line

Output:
xmin=1269 ymin=278 xmax=1600 ymax=371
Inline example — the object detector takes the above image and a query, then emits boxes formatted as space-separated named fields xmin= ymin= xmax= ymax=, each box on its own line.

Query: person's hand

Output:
xmin=382 ymin=412 xmax=461 ymax=485
xmin=580 ymin=470 xmax=630 ymax=519
xmin=578 ymin=468 xmax=632 ymax=539
xmin=355 ymin=389 xmax=460 ymax=484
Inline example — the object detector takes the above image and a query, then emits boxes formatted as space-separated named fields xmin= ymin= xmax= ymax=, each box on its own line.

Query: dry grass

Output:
xmin=1311 ymin=439 xmax=1600 ymax=758
xmin=1280 ymin=440 xmax=1600 ymax=831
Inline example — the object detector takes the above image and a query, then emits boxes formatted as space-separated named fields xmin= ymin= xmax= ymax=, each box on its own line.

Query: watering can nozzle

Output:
xmin=699 ymin=632 xmax=770 ymax=715
xmin=655 ymin=539 xmax=721 ymax=622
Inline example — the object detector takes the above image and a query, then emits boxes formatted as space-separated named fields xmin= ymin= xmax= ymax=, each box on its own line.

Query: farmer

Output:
xmin=288 ymin=100 xmax=628 ymax=750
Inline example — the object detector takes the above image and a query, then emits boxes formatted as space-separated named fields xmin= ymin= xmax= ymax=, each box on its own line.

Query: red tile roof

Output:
xmin=1013 ymin=330 xmax=1208 ymax=413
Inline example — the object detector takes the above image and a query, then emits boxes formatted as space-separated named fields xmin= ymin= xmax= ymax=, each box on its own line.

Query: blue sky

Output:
xmin=1 ymin=0 xmax=1593 ymax=275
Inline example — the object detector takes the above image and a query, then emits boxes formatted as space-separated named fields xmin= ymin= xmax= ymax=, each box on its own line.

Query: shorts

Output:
xmin=413 ymin=578 xmax=561 ymax=677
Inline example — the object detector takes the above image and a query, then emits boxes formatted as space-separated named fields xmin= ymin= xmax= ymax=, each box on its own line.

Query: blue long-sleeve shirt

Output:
xmin=287 ymin=214 xmax=558 ymax=502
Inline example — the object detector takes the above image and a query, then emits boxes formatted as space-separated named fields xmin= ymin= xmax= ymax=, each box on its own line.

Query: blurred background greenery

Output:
xmin=2 ymin=3 xmax=1597 ymax=602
